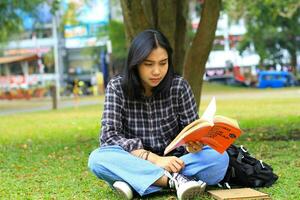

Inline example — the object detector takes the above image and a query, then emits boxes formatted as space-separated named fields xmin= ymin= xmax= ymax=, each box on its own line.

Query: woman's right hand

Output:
xmin=153 ymin=155 xmax=185 ymax=173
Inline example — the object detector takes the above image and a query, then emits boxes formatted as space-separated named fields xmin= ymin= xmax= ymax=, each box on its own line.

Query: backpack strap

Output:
xmin=220 ymin=144 xmax=279 ymax=188
xmin=218 ymin=166 xmax=234 ymax=189
xmin=236 ymin=151 xmax=244 ymax=163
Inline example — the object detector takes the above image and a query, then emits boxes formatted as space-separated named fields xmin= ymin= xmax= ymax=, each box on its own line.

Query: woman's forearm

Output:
xmin=131 ymin=149 xmax=184 ymax=173
xmin=131 ymin=149 xmax=160 ymax=164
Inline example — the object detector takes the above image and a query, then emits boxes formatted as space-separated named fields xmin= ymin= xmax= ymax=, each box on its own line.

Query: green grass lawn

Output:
xmin=0 ymin=83 xmax=300 ymax=199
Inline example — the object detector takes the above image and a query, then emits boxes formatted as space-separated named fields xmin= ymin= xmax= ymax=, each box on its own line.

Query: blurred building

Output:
xmin=205 ymin=13 xmax=259 ymax=86
xmin=0 ymin=0 xmax=111 ymax=97
xmin=0 ymin=2 xmax=57 ymax=96
xmin=63 ymin=0 xmax=110 ymax=92
xmin=190 ymin=1 xmax=260 ymax=86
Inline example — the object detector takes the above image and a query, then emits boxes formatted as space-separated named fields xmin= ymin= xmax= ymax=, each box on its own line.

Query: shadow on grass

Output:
xmin=131 ymin=189 xmax=212 ymax=200
xmin=242 ymin=127 xmax=300 ymax=141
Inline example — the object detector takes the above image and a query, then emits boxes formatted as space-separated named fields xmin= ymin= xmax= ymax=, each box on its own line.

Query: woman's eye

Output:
xmin=144 ymin=63 xmax=152 ymax=66
xmin=160 ymin=62 xmax=167 ymax=66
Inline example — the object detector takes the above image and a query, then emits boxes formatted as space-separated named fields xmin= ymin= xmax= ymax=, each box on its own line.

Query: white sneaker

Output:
xmin=167 ymin=172 xmax=206 ymax=200
xmin=113 ymin=181 xmax=133 ymax=200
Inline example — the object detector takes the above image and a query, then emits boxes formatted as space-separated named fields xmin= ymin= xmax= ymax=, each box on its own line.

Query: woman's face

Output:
xmin=138 ymin=46 xmax=169 ymax=96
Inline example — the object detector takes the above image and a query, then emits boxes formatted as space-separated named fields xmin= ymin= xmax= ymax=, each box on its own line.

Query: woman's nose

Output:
xmin=152 ymin=65 xmax=160 ymax=75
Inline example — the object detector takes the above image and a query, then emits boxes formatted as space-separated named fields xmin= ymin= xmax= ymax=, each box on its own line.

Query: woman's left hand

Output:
xmin=185 ymin=141 xmax=203 ymax=153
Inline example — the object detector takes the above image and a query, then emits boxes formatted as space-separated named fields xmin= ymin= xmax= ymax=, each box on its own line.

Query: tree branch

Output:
xmin=183 ymin=0 xmax=221 ymax=108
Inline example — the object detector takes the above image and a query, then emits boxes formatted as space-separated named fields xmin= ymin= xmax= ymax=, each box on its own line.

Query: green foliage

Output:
xmin=60 ymin=1 xmax=80 ymax=27
xmin=77 ymin=25 xmax=109 ymax=70
xmin=224 ymin=0 xmax=300 ymax=68
xmin=79 ymin=21 xmax=126 ymax=70
xmin=0 ymin=85 xmax=300 ymax=199
xmin=50 ymin=0 xmax=60 ymax=14
xmin=43 ymin=50 xmax=54 ymax=68
xmin=80 ymin=46 xmax=104 ymax=72
xmin=0 ymin=0 xmax=45 ymax=43
xmin=108 ymin=20 xmax=127 ymax=59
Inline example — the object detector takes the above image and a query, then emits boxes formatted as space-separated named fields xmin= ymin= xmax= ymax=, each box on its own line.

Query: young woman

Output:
xmin=88 ymin=29 xmax=229 ymax=200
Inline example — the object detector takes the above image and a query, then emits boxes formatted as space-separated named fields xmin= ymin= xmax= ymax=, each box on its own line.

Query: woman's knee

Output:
xmin=215 ymin=151 xmax=229 ymax=174
xmin=194 ymin=150 xmax=229 ymax=185
xmin=88 ymin=148 xmax=107 ymax=173
xmin=206 ymin=151 xmax=229 ymax=185
xmin=88 ymin=145 xmax=126 ymax=173
xmin=203 ymin=147 xmax=229 ymax=168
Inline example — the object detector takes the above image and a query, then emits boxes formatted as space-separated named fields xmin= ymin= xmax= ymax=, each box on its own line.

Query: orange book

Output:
xmin=164 ymin=97 xmax=242 ymax=155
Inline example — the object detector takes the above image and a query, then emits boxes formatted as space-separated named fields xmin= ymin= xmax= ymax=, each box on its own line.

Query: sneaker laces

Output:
xmin=164 ymin=171 xmax=191 ymax=190
xmin=164 ymin=170 xmax=177 ymax=188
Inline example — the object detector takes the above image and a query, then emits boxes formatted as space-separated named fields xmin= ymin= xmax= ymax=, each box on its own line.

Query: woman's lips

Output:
xmin=150 ymin=78 xmax=161 ymax=84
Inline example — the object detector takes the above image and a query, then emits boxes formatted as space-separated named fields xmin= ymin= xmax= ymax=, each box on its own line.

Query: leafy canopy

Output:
xmin=225 ymin=0 xmax=300 ymax=67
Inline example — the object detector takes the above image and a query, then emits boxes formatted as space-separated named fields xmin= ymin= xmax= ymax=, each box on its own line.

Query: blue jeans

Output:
xmin=88 ymin=145 xmax=229 ymax=196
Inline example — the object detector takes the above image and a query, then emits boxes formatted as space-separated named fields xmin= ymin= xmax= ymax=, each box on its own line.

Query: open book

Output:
xmin=164 ymin=97 xmax=242 ymax=155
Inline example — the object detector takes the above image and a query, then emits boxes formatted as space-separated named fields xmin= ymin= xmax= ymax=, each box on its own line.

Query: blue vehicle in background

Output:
xmin=257 ymin=71 xmax=297 ymax=88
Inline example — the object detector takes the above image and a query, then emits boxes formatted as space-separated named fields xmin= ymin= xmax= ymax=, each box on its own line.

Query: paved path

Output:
xmin=1 ymin=88 xmax=299 ymax=116
xmin=0 ymin=98 xmax=103 ymax=116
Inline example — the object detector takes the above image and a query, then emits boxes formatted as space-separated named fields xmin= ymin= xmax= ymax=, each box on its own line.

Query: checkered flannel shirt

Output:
xmin=100 ymin=75 xmax=198 ymax=156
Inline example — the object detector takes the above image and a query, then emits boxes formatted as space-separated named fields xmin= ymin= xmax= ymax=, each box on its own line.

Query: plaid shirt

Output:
xmin=100 ymin=75 xmax=198 ymax=156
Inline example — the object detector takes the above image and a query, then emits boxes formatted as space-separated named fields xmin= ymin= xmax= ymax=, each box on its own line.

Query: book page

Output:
xmin=214 ymin=115 xmax=240 ymax=129
xmin=200 ymin=97 xmax=216 ymax=124
xmin=164 ymin=121 xmax=213 ymax=155
xmin=164 ymin=96 xmax=242 ymax=155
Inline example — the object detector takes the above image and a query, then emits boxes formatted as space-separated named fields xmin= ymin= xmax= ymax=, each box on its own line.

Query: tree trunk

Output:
xmin=120 ymin=0 xmax=151 ymax=45
xmin=120 ymin=0 xmax=221 ymax=110
xmin=183 ymin=0 xmax=221 ymax=108
xmin=289 ymin=47 xmax=298 ymax=76
xmin=173 ymin=0 xmax=189 ymax=74
xmin=120 ymin=0 xmax=189 ymax=74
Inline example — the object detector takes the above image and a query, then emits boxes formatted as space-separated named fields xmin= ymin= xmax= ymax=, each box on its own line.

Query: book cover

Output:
xmin=164 ymin=97 xmax=242 ymax=155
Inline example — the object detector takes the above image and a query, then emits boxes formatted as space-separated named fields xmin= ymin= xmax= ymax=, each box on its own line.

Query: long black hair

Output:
xmin=121 ymin=29 xmax=175 ymax=99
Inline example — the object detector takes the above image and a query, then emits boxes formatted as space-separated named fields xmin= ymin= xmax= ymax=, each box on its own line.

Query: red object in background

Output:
xmin=233 ymin=66 xmax=245 ymax=82
xmin=9 ymin=75 xmax=26 ymax=86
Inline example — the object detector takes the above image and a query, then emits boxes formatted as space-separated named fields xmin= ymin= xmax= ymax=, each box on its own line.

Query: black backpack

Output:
xmin=219 ymin=144 xmax=278 ymax=189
